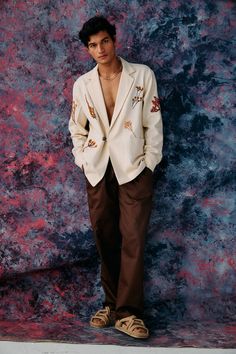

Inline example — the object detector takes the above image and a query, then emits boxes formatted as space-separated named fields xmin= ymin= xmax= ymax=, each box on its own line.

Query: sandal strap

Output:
xmin=118 ymin=315 xmax=148 ymax=334
xmin=91 ymin=306 xmax=111 ymax=325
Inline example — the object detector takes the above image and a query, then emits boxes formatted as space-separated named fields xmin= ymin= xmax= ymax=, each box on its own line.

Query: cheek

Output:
xmin=108 ymin=44 xmax=115 ymax=52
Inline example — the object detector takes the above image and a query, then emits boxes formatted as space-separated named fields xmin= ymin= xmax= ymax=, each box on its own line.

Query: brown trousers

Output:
xmin=86 ymin=160 xmax=153 ymax=319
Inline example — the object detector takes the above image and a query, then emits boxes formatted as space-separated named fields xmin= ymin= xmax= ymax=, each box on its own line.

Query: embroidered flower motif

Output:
xmin=132 ymin=86 xmax=144 ymax=109
xmin=151 ymin=96 xmax=161 ymax=112
xmin=124 ymin=120 xmax=139 ymax=138
xmin=83 ymin=139 xmax=97 ymax=151
xmin=85 ymin=95 xmax=96 ymax=118
xmin=70 ymin=100 xmax=77 ymax=121
xmin=124 ymin=120 xmax=132 ymax=130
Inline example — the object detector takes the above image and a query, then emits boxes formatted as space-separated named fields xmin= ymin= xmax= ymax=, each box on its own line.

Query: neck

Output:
xmin=98 ymin=56 xmax=121 ymax=76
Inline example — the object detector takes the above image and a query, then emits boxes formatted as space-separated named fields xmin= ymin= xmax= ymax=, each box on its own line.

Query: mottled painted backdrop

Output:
xmin=0 ymin=0 xmax=236 ymax=347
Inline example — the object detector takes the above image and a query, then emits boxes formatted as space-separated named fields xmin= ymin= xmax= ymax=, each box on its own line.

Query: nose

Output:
xmin=98 ymin=44 xmax=105 ymax=53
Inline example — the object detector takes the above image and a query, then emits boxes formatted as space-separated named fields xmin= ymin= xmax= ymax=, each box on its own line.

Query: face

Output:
xmin=87 ymin=30 xmax=116 ymax=65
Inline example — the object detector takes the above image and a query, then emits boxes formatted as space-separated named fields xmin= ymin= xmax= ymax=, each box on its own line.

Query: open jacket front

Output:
xmin=69 ymin=57 xmax=163 ymax=186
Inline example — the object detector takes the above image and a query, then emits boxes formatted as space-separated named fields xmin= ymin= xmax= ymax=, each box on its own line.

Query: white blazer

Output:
xmin=69 ymin=57 xmax=163 ymax=186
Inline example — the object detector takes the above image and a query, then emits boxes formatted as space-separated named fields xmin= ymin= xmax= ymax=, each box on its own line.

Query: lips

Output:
xmin=98 ymin=55 xmax=107 ymax=59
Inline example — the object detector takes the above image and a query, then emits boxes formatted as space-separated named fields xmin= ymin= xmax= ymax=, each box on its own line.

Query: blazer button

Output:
xmin=102 ymin=137 xmax=107 ymax=141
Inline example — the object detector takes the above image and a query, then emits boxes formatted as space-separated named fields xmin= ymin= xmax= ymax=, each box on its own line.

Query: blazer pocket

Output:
xmin=129 ymin=134 xmax=145 ymax=162
xmin=82 ymin=136 xmax=103 ymax=168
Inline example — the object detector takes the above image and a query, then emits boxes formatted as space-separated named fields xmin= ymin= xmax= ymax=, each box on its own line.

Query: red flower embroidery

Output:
xmin=124 ymin=120 xmax=139 ymax=138
xmin=83 ymin=139 xmax=97 ymax=151
xmin=151 ymin=96 xmax=161 ymax=112
xmin=70 ymin=100 xmax=77 ymax=121
xmin=85 ymin=95 xmax=96 ymax=118
xmin=124 ymin=120 xmax=133 ymax=131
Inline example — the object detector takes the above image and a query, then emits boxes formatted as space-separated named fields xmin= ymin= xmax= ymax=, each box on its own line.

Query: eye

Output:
xmin=103 ymin=38 xmax=109 ymax=44
xmin=89 ymin=43 xmax=96 ymax=49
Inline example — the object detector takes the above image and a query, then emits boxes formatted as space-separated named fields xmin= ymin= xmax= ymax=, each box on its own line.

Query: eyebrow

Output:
xmin=88 ymin=36 xmax=109 ymax=45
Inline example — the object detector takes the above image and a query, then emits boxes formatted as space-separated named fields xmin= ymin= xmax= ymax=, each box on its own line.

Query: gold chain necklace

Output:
xmin=99 ymin=63 xmax=122 ymax=81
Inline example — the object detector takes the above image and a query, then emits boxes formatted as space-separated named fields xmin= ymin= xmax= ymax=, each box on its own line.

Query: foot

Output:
xmin=115 ymin=315 xmax=149 ymax=339
xmin=90 ymin=306 xmax=115 ymax=328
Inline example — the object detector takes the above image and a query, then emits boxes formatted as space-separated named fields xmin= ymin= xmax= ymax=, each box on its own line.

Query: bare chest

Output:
xmin=100 ymin=76 xmax=121 ymax=122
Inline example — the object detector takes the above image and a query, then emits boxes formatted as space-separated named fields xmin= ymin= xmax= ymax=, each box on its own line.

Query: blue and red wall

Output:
xmin=0 ymin=0 xmax=235 ymax=343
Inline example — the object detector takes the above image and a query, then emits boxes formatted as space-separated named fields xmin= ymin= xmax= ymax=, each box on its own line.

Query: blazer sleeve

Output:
xmin=142 ymin=68 xmax=163 ymax=171
xmin=68 ymin=82 xmax=88 ymax=170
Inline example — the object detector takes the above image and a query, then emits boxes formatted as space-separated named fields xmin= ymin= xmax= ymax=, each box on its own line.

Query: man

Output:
xmin=69 ymin=15 xmax=163 ymax=339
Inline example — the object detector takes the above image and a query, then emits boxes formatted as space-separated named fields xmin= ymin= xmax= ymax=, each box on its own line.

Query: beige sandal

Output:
xmin=115 ymin=315 xmax=149 ymax=339
xmin=90 ymin=306 xmax=114 ymax=328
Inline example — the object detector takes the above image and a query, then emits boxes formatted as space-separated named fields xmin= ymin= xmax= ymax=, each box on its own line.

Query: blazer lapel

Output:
xmin=85 ymin=65 xmax=110 ymax=131
xmin=110 ymin=57 xmax=135 ymax=129
xmin=85 ymin=58 xmax=136 ymax=131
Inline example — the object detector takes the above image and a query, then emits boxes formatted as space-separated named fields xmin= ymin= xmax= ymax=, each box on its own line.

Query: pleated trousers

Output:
xmin=86 ymin=160 xmax=153 ymax=319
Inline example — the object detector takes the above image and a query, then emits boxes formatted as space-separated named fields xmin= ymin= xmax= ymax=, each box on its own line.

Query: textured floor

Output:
xmin=0 ymin=318 xmax=236 ymax=348
xmin=1 ymin=342 xmax=236 ymax=354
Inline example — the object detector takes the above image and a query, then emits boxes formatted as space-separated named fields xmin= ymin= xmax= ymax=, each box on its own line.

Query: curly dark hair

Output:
xmin=79 ymin=16 xmax=116 ymax=47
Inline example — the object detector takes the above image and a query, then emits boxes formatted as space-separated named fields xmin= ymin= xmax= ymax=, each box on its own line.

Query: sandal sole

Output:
xmin=90 ymin=319 xmax=114 ymax=328
xmin=90 ymin=322 xmax=109 ymax=328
